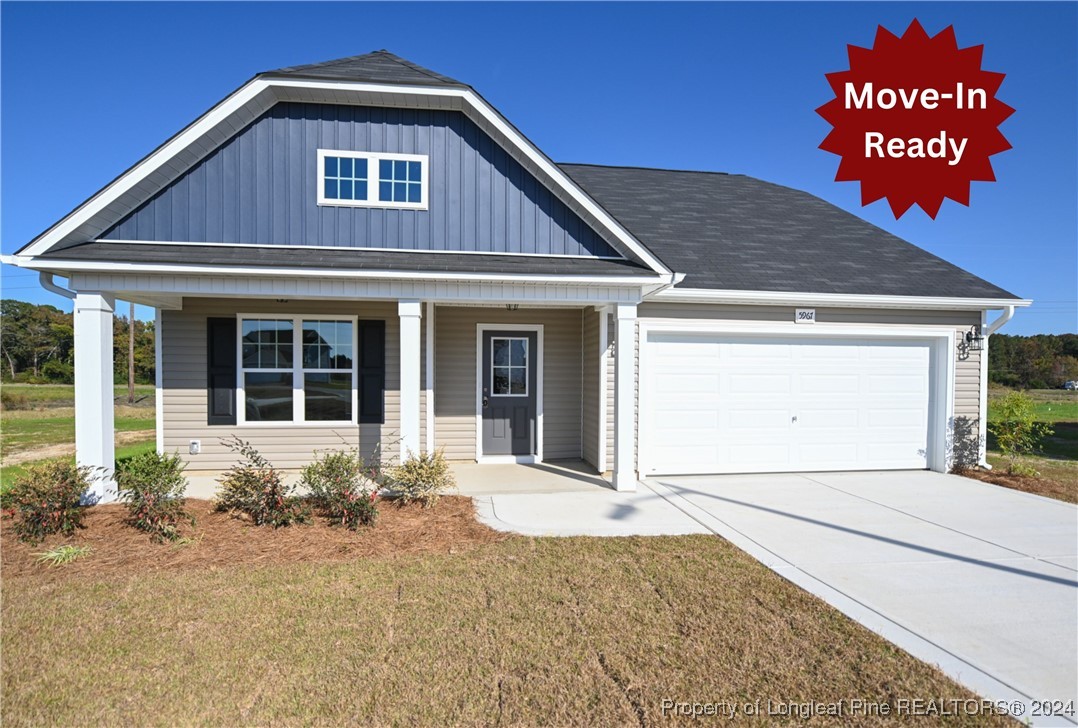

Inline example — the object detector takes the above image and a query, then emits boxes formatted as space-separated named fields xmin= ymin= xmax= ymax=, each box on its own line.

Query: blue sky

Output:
xmin=2 ymin=1 xmax=1074 ymax=334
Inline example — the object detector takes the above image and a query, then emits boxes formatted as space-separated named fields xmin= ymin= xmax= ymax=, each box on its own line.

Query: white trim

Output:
xmin=19 ymin=77 xmax=670 ymax=274
xmin=649 ymin=287 xmax=1032 ymax=311
xmin=636 ymin=319 xmax=956 ymax=477
xmin=11 ymin=256 xmax=660 ymax=286
xmin=154 ymin=307 xmax=164 ymax=455
xmin=978 ymin=309 xmax=990 ymax=467
xmin=235 ymin=313 xmax=359 ymax=427
xmin=475 ymin=323 xmax=544 ymax=463
xmin=398 ymin=300 xmax=423 ymax=459
xmin=316 ymin=150 xmax=428 ymax=210
xmin=73 ymin=291 xmax=117 ymax=502
xmin=612 ymin=303 xmax=638 ymax=491
xmin=91 ymin=239 xmax=626 ymax=261
xmin=425 ymin=302 xmax=435 ymax=456
xmin=597 ymin=307 xmax=609 ymax=472
xmin=476 ymin=454 xmax=539 ymax=465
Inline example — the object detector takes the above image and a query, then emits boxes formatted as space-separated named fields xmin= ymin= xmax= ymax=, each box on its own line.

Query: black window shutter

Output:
xmin=357 ymin=319 xmax=385 ymax=424
xmin=206 ymin=317 xmax=237 ymax=426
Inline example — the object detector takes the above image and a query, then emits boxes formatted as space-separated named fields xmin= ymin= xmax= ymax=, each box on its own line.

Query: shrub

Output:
xmin=41 ymin=359 xmax=74 ymax=384
xmin=388 ymin=449 xmax=455 ymax=508
xmin=7 ymin=460 xmax=91 ymax=543
xmin=988 ymin=391 xmax=1054 ymax=475
xmin=0 ymin=390 xmax=30 ymax=411
xmin=215 ymin=436 xmax=308 ymax=527
xmin=115 ymin=450 xmax=193 ymax=542
xmin=299 ymin=448 xmax=380 ymax=529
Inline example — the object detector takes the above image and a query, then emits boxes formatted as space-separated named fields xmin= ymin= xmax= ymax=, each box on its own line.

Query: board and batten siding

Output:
xmin=161 ymin=298 xmax=425 ymax=471
xmin=605 ymin=304 xmax=984 ymax=470
xmin=102 ymin=103 xmax=619 ymax=258
xmin=433 ymin=306 xmax=583 ymax=461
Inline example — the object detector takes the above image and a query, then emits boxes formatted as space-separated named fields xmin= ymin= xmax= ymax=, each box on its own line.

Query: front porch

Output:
xmin=63 ymin=273 xmax=646 ymax=501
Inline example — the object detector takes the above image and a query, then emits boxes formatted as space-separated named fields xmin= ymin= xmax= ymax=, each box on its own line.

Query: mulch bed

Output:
xmin=959 ymin=467 xmax=1077 ymax=504
xmin=1 ymin=496 xmax=507 ymax=580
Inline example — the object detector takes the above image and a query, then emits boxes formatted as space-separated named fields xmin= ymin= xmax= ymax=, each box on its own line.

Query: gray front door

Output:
xmin=481 ymin=330 xmax=538 ymax=456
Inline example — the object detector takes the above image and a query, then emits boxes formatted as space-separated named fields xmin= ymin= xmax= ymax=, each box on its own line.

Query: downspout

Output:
xmin=978 ymin=304 xmax=1016 ymax=469
xmin=39 ymin=271 xmax=76 ymax=300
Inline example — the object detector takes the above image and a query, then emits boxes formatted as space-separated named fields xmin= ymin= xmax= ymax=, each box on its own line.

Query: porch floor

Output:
xmin=450 ymin=459 xmax=610 ymax=496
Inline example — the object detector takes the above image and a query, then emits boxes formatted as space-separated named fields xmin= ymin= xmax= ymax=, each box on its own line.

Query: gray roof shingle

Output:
xmin=559 ymin=164 xmax=1019 ymax=300
xmin=39 ymin=243 xmax=657 ymax=278
xmin=264 ymin=50 xmax=466 ymax=88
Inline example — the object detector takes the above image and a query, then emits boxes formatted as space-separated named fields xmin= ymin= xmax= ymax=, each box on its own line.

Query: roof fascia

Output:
xmin=5 ymin=255 xmax=663 ymax=286
xmin=648 ymin=286 xmax=1031 ymax=311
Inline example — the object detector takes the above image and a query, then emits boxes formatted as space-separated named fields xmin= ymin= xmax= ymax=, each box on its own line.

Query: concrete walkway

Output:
xmin=648 ymin=471 xmax=1078 ymax=727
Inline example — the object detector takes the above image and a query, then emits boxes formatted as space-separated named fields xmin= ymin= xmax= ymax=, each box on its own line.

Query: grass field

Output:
xmin=1 ymin=535 xmax=1008 ymax=726
xmin=1 ymin=385 xmax=157 ymax=489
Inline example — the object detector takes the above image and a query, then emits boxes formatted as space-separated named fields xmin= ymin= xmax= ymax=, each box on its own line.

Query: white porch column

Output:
xmin=74 ymin=291 xmax=116 ymax=502
xmin=398 ymin=300 xmax=422 ymax=460
xmin=612 ymin=303 xmax=638 ymax=492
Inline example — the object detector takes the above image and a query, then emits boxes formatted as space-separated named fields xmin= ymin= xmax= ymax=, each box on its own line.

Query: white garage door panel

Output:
xmin=643 ymin=334 xmax=933 ymax=475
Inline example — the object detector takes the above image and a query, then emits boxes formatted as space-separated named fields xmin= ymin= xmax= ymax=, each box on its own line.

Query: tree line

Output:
xmin=987 ymin=333 xmax=1077 ymax=390
xmin=1 ymin=299 xmax=155 ymax=385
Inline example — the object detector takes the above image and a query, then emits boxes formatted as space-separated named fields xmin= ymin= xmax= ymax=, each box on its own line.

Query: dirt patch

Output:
xmin=1 ymin=496 xmax=506 ymax=580
xmin=959 ymin=467 xmax=1077 ymax=504
xmin=3 ymin=430 xmax=155 ymax=465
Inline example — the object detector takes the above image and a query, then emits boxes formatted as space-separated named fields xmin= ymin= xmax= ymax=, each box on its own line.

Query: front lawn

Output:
xmin=1 ymin=502 xmax=1008 ymax=726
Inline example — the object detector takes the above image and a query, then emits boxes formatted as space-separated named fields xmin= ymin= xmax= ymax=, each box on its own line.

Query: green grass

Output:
xmin=1 ymin=408 xmax=155 ymax=458
xmin=33 ymin=545 xmax=93 ymax=567
xmin=1 ymin=537 xmax=1007 ymax=726
xmin=1 ymin=383 xmax=154 ymax=406
xmin=988 ymin=388 xmax=1078 ymax=424
xmin=1 ymin=441 xmax=157 ymax=491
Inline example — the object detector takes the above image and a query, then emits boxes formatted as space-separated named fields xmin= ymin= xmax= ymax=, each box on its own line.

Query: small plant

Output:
xmin=215 ymin=436 xmax=308 ymax=527
xmin=35 ymin=544 xmax=92 ymax=567
xmin=989 ymin=391 xmax=1054 ymax=475
xmin=0 ymin=390 xmax=31 ymax=410
xmin=388 ymin=449 xmax=455 ymax=508
xmin=300 ymin=448 xmax=381 ymax=529
xmin=7 ymin=460 xmax=91 ymax=543
xmin=116 ymin=450 xmax=194 ymax=542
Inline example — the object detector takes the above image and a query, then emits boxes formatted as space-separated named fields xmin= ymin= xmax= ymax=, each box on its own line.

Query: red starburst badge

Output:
xmin=817 ymin=19 xmax=1014 ymax=218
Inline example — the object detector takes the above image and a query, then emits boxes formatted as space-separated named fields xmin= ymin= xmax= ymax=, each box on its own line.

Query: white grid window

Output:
xmin=317 ymin=150 xmax=427 ymax=210
xmin=491 ymin=337 xmax=528 ymax=396
xmin=239 ymin=316 xmax=357 ymax=425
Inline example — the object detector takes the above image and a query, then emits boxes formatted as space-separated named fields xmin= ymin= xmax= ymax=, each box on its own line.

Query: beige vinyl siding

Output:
xmin=161 ymin=298 xmax=402 ymax=471
xmin=625 ymin=303 xmax=984 ymax=469
xmin=581 ymin=309 xmax=600 ymax=469
xmin=433 ymin=306 xmax=583 ymax=461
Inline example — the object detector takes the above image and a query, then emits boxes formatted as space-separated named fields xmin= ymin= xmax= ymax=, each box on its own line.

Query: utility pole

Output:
xmin=128 ymin=301 xmax=135 ymax=404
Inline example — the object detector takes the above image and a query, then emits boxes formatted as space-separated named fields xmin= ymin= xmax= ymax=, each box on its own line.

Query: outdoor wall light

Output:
xmin=964 ymin=325 xmax=985 ymax=351
xmin=505 ymin=304 xmax=519 ymax=311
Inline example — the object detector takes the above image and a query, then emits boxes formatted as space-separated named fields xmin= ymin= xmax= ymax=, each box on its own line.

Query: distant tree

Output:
xmin=113 ymin=315 xmax=156 ymax=386
xmin=1 ymin=300 xmax=72 ymax=379
xmin=989 ymin=333 xmax=1078 ymax=389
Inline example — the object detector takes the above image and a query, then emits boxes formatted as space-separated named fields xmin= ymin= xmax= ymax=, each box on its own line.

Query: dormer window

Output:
xmin=317 ymin=150 xmax=427 ymax=210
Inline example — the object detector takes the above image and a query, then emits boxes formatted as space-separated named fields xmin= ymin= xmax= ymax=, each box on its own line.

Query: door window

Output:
xmin=491 ymin=337 xmax=528 ymax=395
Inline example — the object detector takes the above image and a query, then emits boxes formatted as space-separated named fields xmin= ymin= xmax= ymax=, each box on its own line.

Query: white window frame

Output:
xmin=489 ymin=336 xmax=529 ymax=397
xmin=316 ymin=150 xmax=428 ymax=210
xmin=236 ymin=313 xmax=359 ymax=427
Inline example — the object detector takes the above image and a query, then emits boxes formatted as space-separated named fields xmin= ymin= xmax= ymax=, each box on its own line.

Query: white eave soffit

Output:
xmin=18 ymin=77 xmax=671 ymax=276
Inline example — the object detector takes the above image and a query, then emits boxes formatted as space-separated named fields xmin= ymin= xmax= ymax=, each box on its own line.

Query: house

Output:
xmin=5 ymin=51 xmax=1029 ymax=501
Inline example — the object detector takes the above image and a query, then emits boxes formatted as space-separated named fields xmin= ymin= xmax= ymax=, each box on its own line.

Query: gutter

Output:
xmin=651 ymin=286 xmax=1032 ymax=312
xmin=641 ymin=271 xmax=686 ymax=298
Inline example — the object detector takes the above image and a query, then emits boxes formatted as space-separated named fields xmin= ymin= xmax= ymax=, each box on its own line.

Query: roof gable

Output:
xmin=98 ymin=102 xmax=621 ymax=258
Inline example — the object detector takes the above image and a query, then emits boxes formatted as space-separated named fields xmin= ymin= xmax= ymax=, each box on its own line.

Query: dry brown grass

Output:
xmin=1 ymin=499 xmax=1013 ymax=726
xmin=960 ymin=465 xmax=1077 ymax=504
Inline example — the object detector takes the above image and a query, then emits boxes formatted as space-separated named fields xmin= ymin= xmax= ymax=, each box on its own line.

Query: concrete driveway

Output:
xmin=647 ymin=470 xmax=1078 ymax=726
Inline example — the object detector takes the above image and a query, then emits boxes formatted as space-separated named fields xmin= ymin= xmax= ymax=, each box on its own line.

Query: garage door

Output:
xmin=641 ymin=333 xmax=934 ymax=475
